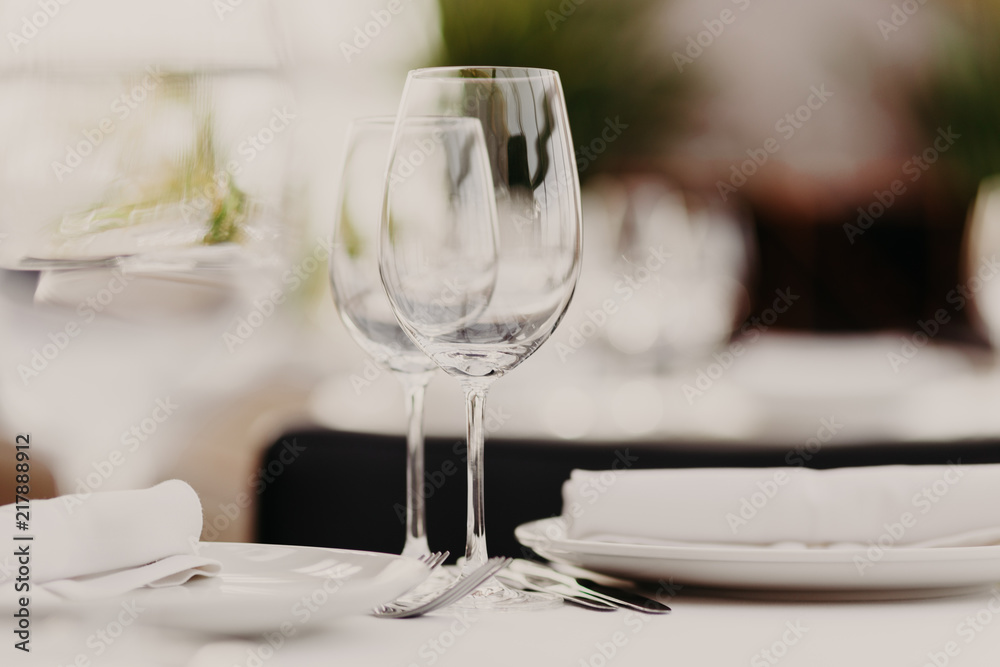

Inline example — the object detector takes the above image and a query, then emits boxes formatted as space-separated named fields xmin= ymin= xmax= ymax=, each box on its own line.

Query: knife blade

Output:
xmin=509 ymin=560 xmax=671 ymax=614
xmin=573 ymin=577 xmax=672 ymax=614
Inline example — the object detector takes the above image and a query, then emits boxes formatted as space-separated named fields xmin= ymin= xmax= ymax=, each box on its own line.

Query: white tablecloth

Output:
xmin=22 ymin=586 xmax=1000 ymax=666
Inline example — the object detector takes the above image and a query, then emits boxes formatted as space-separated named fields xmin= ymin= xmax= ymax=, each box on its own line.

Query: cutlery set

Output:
xmin=375 ymin=554 xmax=670 ymax=618
xmin=372 ymin=555 xmax=510 ymax=619
xmin=500 ymin=560 xmax=671 ymax=614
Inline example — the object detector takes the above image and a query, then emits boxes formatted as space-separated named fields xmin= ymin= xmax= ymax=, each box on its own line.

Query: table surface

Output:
xmin=23 ymin=585 xmax=1000 ymax=666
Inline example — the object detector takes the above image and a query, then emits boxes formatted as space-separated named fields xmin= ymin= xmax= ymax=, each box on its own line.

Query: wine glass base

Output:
xmin=450 ymin=576 xmax=562 ymax=612
xmin=394 ymin=564 xmax=459 ymax=606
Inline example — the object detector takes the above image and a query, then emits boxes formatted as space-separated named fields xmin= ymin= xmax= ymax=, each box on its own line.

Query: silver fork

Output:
xmin=377 ymin=550 xmax=450 ymax=608
xmin=417 ymin=551 xmax=450 ymax=571
xmin=372 ymin=556 xmax=512 ymax=618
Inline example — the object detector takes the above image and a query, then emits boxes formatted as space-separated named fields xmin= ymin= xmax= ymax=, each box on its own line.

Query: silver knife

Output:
xmin=497 ymin=572 xmax=618 ymax=611
xmin=510 ymin=560 xmax=671 ymax=614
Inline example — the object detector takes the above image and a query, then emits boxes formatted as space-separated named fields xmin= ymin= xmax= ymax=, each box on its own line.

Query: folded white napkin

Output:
xmin=0 ymin=480 xmax=221 ymax=600
xmin=563 ymin=464 xmax=1000 ymax=548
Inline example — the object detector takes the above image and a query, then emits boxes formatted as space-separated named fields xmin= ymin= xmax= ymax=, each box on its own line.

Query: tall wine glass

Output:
xmin=380 ymin=68 xmax=583 ymax=609
xmin=330 ymin=117 xmax=438 ymax=558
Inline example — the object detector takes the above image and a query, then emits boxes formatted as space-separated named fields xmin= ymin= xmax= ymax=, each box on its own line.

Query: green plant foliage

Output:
xmin=433 ymin=0 xmax=691 ymax=181
xmin=338 ymin=193 xmax=365 ymax=259
xmin=914 ymin=2 xmax=1000 ymax=199
xmin=63 ymin=74 xmax=249 ymax=247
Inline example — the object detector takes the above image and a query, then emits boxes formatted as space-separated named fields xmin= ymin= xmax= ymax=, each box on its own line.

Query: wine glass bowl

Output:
xmin=383 ymin=69 xmax=581 ymax=381
xmin=332 ymin=118 xmax=440 ymax=377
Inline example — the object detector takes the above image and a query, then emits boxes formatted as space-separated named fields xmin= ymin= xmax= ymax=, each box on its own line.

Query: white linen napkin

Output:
xmin=0 ymin=480 xmax=221 ymax=599
xmin=562 ymin=463 xmax=1000 ymax=548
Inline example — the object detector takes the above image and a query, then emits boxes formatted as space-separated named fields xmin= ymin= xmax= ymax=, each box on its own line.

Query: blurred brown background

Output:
xmin=426 ymin=0 xmax=998 ymax=342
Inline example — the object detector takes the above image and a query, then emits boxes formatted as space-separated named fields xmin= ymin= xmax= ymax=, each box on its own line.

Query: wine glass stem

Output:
xmin=461 ymin=377 xmax=494 ymax=572
xmin=396 ymin=370 xmax=433 ymax=559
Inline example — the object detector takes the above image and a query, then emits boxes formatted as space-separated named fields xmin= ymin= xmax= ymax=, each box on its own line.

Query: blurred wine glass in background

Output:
xmin=600 ymin=177 xmax=755 ymax=372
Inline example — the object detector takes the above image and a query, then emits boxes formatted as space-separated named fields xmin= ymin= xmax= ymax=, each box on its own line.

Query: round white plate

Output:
xmin=516 ymin=518 xmax=1000 ymax=597
xmin=36 ymin=543 xmax=429 ymax=634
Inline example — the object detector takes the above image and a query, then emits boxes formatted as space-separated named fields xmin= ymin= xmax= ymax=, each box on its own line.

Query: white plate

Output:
xmin=516 ymin=518 xmax=1000 ymax=597
xmin=36 ymin=543 xmax=429 ymax=634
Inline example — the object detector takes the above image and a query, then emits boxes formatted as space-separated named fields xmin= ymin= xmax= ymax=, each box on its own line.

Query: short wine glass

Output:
xmin=380 ymin=68 xmax=583 ymax=610
xmin=329 ymin=117 xmax=437 ymax=559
